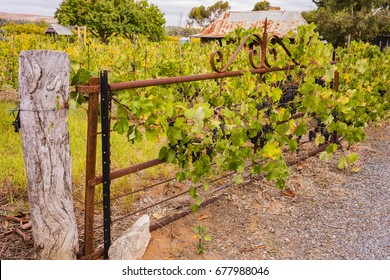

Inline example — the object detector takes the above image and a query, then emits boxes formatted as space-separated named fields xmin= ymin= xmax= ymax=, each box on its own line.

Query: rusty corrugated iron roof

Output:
xmin=194 ymin=11 xmax=307 ymax=38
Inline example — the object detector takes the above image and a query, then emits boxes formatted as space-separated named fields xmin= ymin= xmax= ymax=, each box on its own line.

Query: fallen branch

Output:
xmin=15 ymin=228 xmax=31 ymax=242
xmin=149 ymin=194 xmax=224 ymax=232
xmin=20 ymin=221 xmax=32 ymax=230
xmin=0 ymin=229 xmax=14 ymax=238
xmin=0 ymin=215 xmax=22 ymax=223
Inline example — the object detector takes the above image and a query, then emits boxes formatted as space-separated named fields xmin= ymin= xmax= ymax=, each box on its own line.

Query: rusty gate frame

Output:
xmin=76 ymin=25 xmax=339 ymax=259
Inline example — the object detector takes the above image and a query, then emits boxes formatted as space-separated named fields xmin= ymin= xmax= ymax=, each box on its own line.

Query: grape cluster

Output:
xmin=314 ymin=117 xmax=330 ymax=141
xmin=248 ymin=124 xmax=274 ymax=148
xmin=256 ymin=101 xmax=268 ymax=111
xmin=315 ymin=77 xmax=333 ymax=89
xmin=308 ymin=130 xmax=317 ymax=141
xmin=332 ymin=111 xmax=339 ymax=121
xmin=180 ymin=87 xmax=201 ymax=102
xmin=279 ymin=85 xmax=298 ymax=108
xmin=278 ymin=82 xmax=299 ymax=115
xmin=315 ymin=77 xmax=325 ymax=87
xmin=169 ymin=138 xmax=204 ymax=162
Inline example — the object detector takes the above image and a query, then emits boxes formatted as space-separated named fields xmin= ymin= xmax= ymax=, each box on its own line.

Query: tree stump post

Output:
xmin=18 ymin=50 xmax=78 ymax=259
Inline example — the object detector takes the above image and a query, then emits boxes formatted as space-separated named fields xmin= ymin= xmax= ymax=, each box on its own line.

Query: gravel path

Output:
xmin=276 ymin=124 xmax=390 ymax=259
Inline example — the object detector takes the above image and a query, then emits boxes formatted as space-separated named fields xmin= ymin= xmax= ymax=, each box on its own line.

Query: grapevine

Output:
xmin=1 ymin=23 xmax=389 ymax=207
xmin=103 ymin=24 xmax=390 ymax=206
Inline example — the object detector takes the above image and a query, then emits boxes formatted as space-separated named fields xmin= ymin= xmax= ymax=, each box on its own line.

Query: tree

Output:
xmin=1 ymin=21 xmax=48 ymax=35
xmin=301 ymin=10 xmax=317 ymax=24
xmin=166 ymin=26 xmax=201 ymax=37
xmin=313 ymin=0 xmax=390 ymax=11
xmin=187 ymin=1 xmax=230 ymax=28
xmin=307 ymin=0 xmax=390 ymax=47
xmin=208 ymin=1 xmax=231 ymax=21
xmin=252 ymin=1 xmax=271 ymax=11
xmin=117 ymin=0 xmax=165 ymax=42
xmin=55 ymin=0 xmax=165 ymax=44
xmin=187 ymin=5 xmax=209 ymax=28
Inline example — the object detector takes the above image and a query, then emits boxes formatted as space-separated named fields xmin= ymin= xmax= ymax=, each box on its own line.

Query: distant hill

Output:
xmin=0 ymin=11 xmax=57 ymax=24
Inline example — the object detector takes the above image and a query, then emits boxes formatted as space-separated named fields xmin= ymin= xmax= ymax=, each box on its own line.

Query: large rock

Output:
xmin=108 ymin=215 xmax=151 ymax=260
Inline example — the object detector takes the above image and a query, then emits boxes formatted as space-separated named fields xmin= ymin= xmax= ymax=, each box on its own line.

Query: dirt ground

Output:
xmin=1 ymin=122 xmax=389 ymax=260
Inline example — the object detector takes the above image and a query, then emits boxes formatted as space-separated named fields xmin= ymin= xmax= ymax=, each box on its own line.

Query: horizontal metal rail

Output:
xmin=76 ymin=64 xmax=299 ymax=94
xmin=88 ymin=158 xmax=165 ymax=187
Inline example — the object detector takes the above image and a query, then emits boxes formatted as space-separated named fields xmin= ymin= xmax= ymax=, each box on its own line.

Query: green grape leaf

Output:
xmin=145 ymin=128 xmax=157 ymax=141
xmin=159 ymin=147 xmax=168 ymax=160
xmin=203 ymin=234 xmax=212 ymax=242
xmin=176 ymin=171 xmax=186 ymax=182
xmin=276 ymin=179 xmax=286 ymax=190
xmin=302 ymin=95 xmax=320 ymax=112
xmin=294 ymin=123 xmax=308 ymax=136
xmin=326 ymin=143 xmax=338 ymax=154
xmin=338 ymin=156 xmax=349 ymax=170
xmin=269 ymin=87 xmax=283 ymax=102
xmin=72 ymin=68 xmax=90 ymax=86
xmin=288 ymin=139 xmax=298 ymax=152
xmin=262 ymin=143 xmax=282 ymax=160
xmin=195 ymin=196 xmax=203 ymax=205
xmin=347 ymin=153 xmax=359 ymax=164
xmin=356 ymin=59 xmax=368 ymax=74
xmin=70 ymin=60 xmax=80 ymax=74
xmin=324 ymin=65 xmax=337 ymax=82
xmin=234 ymin=174 xmax=244 ymax=184
xmin=189 ymin=187 xmax=197 ymax=198
xmin=113 ymin=118 xmax=128 ymax=134
xmin=315 ymin=135 xmax=326 ymax=146
xmin=319 ymin=151 xmax=333 ymax=161
xmin=167 ymin=148 xmax=176 ymax=163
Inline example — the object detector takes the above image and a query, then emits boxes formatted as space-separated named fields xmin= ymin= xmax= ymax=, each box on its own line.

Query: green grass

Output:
xmin=0 ymin=101 xmax=175 ymax=211
xmin=0 ymin=102 xmax=27 ymax=202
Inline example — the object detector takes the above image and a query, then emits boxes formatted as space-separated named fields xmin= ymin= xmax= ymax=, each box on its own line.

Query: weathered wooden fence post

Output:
xmin=18 ymin=50 xmax=78 ymax=259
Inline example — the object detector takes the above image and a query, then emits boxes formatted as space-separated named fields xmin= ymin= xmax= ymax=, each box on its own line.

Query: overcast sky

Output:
xmin=0 ymin=0 xmax=316 ymax=26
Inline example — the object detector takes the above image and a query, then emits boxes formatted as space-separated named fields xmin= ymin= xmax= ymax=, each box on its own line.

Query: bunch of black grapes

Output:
xmin=279 ymin=84 xmax=298 ymax=107
xmin=169 ymin=138 xmax=204 ymax=162
xmin=256 ymin=99 xmax=273 ymax=117
xmin=278 ymin=82 xmax=299 ymax=115
xmin=379 ymin=89 xmax=386 ymax=98
xmin=313 ymin=117 xmax=331 ymax=142
xmin=248 ymin=124 xmax=274 ymax=148
xmin=315 ymin=77 xmax=333 ymax=89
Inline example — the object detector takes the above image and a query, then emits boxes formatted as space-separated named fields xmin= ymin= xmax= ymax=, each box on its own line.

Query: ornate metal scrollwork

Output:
xmin=210 ymin=19 xmax=299 ymax=73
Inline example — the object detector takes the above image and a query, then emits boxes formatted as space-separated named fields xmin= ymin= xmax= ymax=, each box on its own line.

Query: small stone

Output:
xmin=108 ymin=215 xmax=151 ymax=260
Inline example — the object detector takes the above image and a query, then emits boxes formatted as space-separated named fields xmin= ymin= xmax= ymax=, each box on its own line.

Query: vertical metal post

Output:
xmin=100 ymin=70 xmax=111 ymax=259
xmin=332 ymin=51 xmax=339 ymax=93
xmin=332 ymin=57 xmax=339 ymax=143
xmin=84 ymin=77 xmax=100 ymax=256
xmin=333 ymin=70 xmax=339 ymax=92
